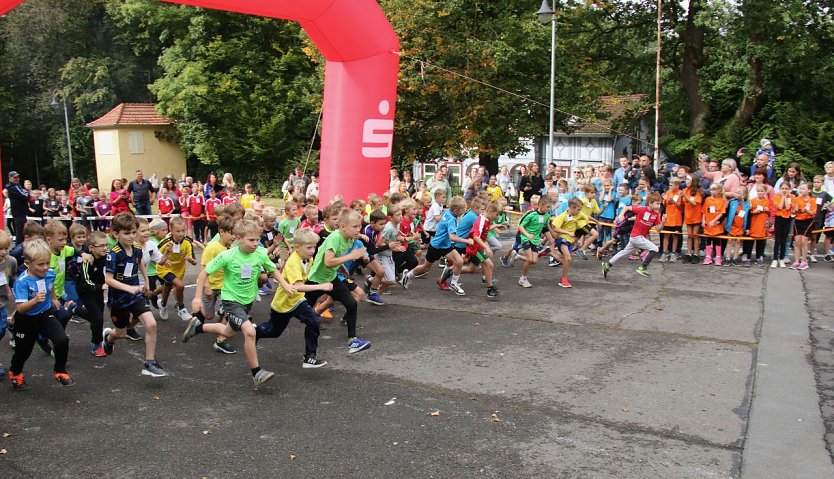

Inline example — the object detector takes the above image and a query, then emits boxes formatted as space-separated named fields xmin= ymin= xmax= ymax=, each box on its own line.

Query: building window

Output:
xmin=129 ymin=131 xmax=144 ymax=154
xmin=94 ymin=131 xmax=115 ymax=155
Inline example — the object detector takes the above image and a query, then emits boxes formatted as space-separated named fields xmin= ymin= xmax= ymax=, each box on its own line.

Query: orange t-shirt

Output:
xmin=772 ymin=194 xmax=794 ymax=219
xmin=664 ymin=189 xmax=684 ymax=227
xmin=748 ymin=197 xmax=770 ymax=238
xmin=683 ymin=189 xmax=704 ymax=225
xmin=702 ymin=196 xmax=726 ymax=236
xmin=729 ymin=204 xmax=747 ymax=236
xmin=794 ymin=195 xmax=817 ymax=221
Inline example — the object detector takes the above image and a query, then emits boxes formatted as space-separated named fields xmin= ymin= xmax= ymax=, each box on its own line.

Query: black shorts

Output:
xmin=221 ymin=300 xmax=252 ymax=332
xmin=160 ymin=272 xmax=178 ymax=286
xmin=111 ymin=301 xmax=150 ymax=329
xmin=794 ymin=219 xmax=814 ymax=237
xmin=519 ymin=242 xmax=541 ymax=253
xmin=148 ymin=275 xmax=159 ymax=290
xmin=825 ymin=229 xmax=834 ymax=240
xmin=455 ymin=246 xmax=467 ymax=257
xmin=665 ymin=225 xmax=683 ymax=233
xmin=426 ymin=245 xmax=454 ymax=263
xmin=342 ymin=277 xmax=358 ymax=292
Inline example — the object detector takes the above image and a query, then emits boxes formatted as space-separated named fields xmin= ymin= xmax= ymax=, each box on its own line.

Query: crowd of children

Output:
xmin=1 ymin=156 xmax=832 ymax=391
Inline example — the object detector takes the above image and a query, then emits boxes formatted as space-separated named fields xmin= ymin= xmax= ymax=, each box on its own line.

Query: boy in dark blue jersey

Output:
xmin=103 ymin=213 xmax=168 ymax=378
xmin=8 ymin=239 xmax=74 ymax=390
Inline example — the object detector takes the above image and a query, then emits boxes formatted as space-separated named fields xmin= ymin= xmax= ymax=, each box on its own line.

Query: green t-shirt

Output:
xmin=107 ymin=235 xmax=118 ymax=249
xmin=518 ymin=210 xmax=550 ymax=246
xmin=378 ymin=221 xmax=398 ymax=257
xmin=489 ymin=212 xmax=509 ymax=238
xmin=278 ymin=217 xmax=301 ymax=242
xmin=146 ymin=236 xmax=160 ymax=276
xmin=205 ymin=246 xmax=276 ymax=305
xmin=51 ymin=245 xmax=75 ymax=297
xmin=308 ymin=229 xmax=352 ymax=284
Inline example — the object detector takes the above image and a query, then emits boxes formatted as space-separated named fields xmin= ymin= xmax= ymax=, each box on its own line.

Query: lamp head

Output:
xmin=536 ymin=0 xmax=555 ymax=23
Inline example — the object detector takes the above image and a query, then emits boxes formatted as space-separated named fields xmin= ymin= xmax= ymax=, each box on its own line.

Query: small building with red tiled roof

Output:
xmin=87 ymin=103 xmax=186 ymax=190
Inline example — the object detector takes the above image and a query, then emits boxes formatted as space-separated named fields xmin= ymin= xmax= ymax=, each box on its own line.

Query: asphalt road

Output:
xmin=0 ymin=246 xmax=831 ymax=478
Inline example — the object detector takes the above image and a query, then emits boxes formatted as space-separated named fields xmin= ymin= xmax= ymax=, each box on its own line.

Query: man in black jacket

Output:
xmin=5 ymin=171 xmax=29 ymax=244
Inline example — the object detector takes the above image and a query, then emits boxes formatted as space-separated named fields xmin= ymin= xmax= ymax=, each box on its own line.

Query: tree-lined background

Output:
xmin=0 ymin=0 xmax=831 ymax=191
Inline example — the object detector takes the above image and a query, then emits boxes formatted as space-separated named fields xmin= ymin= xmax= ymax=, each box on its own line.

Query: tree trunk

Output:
xmin=479 ymin=150 xmax=498 ymax=178
xmin=677 ymin=0 xmax=709 ymax=137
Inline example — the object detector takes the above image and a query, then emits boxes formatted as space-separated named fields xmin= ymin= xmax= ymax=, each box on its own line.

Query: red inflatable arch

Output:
xmin=0 ymin=0 xmax=399 ymax=204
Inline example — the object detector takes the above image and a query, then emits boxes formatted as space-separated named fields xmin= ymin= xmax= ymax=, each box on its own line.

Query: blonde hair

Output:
xmin=24 ymin=239 xmax=52 ymax=261
xmin=293 ymin=227 xmax=319 ymax=246
xmin=43 ymin=219 xmax=68 ymax=239
xmin=233 ymin=219 xmax=261 ymax=237
xmin=0 ymin=230 xmax=10 ymax=249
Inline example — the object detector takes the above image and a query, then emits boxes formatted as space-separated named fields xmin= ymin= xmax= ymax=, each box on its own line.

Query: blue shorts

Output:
xmin=553 ymin=238 xmax=574 ymax=253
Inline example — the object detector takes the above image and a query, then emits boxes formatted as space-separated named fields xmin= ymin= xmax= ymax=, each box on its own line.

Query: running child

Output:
xmin=516 ymin=197 xmax=551 ymax=288
xmin=0 ymin=230 xmax=16 ymax=377
xmin=103 ymin=213 xmax=167 ymax=377
xmin=76 ymin=231 xmax=108 ymax=356
xmin=8 ymin=239 xmax=74 ymax=389
xmin=597 ymin=194 xmax=640 ymax=259
xmin=183 ymin=219 xmax=294 ymax=386
xmin=205 ymin=188 xmax=222 ymax=239
xmin=156 ymin=216 xmax=198 ymax=321
xmin=602 ymin=193 xmax=662 ymax=278
xmin=549 ymin=197 xmax=587 ymax=288
xmin=277 ymin=201 xmax=300 ymax=261
xmin=460 ymin=199 xmax=500 ymax=297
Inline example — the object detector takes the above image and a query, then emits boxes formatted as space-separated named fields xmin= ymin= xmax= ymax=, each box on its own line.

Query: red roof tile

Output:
xmin=86 ymin=103 xmax=172 ymax=128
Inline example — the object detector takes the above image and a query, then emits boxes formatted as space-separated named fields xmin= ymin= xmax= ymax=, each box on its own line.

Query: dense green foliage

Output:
xmin=0 ymin=0 xmax=831 ymax=190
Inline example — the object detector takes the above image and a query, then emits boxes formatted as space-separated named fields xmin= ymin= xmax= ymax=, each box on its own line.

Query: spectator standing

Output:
xmin=109 ymin=179 xmax=131 ymax=215
xmin=6 ymin=171 xmax=29 ymax=244
xmin=127 ymin=170 xmax=157 ymax=216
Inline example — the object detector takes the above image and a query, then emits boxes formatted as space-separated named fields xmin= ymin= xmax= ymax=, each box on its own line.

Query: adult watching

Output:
xmin=127 ymin=169 xmax=157 ymax=216
xmin=699 ymin=157 xmax=741 ymax=199
xmin=5 ymin=171 xmax=29 ymax=244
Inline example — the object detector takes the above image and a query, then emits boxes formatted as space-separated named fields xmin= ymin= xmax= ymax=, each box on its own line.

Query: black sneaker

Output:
xmin=125 ymin=328 xmax=142 ymax=341
xmin=486 ymin=286 xmax=500 ymax=298
xmin=213 ymin=340 xmax=236 ymax=354
xmin=302 ymin=355 xmax=328 ymax=369
xmin=102 ymin=328 xmax=114 ymax=355
xmin=824 ymin=255 xmax=833 ymax=263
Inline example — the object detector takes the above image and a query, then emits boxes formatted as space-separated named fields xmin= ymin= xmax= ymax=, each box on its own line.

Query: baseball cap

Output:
xmin=8 ymin=171 xmax=19 ymax=178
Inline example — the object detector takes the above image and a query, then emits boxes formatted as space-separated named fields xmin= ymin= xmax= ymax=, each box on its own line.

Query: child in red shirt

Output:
xmin=602 ymin=192 xmax=662 ymax=278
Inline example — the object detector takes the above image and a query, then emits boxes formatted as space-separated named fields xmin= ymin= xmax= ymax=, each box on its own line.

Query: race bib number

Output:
xmin=172 ymin=243 xmax=181 ymax=254
xmin=672 ymin=195 xmax=679 ymax=203
xmin=756 ymin=205 xmax=764 ymax=212
xmin=289 ymin=225 xmax=296 ymax=234
xmin=709 ymin=206 xmax=716 ymax=214
xmin=241 ymin=264 xmax=252 ymax=279
xmin=737 ymin=210 xmax=745 ymax=218
xmin=786 ymin=197 xmax=792 ymax=206
xmin=643 ymin=212 xmax=652 ymax=221
xmin=57 ymin=261 xmax=65 ymax=273
xmin=36 ymin=279 xmax=46 ymax=292
xmin=123 ymin=262 xmax=134 ymax=277
xmin=816 ymin=197 xmax=823 ymax=205
xmin=0 ymin=274 xmax=7 ymax=286
xmin=266 ymin=232 xmax=273 ymax=241
xmin=806 ymin=203 xmax=812 ymax=212
xmin=538 ymin=216 xmax=544 ymax=223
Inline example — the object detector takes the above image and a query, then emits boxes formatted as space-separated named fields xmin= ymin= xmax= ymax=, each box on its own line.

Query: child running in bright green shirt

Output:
xmin=516 ymin=197 xmax=552 ymax=288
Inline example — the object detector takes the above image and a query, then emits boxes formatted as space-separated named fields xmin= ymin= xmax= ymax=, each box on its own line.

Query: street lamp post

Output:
xmin=50 ymin=89 xmax=74 ymax=181
xmin=536 ymin=0 xmax=556 ymax=169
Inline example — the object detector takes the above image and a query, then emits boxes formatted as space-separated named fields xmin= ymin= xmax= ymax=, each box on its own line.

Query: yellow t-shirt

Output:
xmin=155 ymin=235 xmax=194 ymax=278
xmin=270 ymin=251 xmax=310 ymax=313
xmin=486 ymin=185 xmax=504 ymax=201
xmin=239 ymin=193 xmax=255 ymax=209
xmin=201 ymin=239 xmax=229 ymax=290
xmin=551 ymin=211 xmax=588 ymax=242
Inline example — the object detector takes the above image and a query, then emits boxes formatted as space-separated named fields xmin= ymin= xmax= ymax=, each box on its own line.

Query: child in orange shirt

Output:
xmin=771 ymin=182 xmax=794 ymax=268
xmin=702 ymin=184 xmax=726 ymax=265
xmin=724 ymin=186 xmax=750 ymax=266
xmin=682 ymin=182 xmax=704 ymax=263
xmin=743 ymin=184 xmax=770 ymax=265
xmin=659 ymin=178 xmax=684 ymax=262
xmin=790 ymin=182 xmax=817 ymax=270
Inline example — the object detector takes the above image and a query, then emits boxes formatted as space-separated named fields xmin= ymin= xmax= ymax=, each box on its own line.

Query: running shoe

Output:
xmin=668 ymin=254 xmax=678 ymax=263
xmin=125 ymin=328 xmax=142 ymax=341
xmin=797 ymin=262 xmax=809 ymax=270
xmin=714 ymin=256 xmax=723 ymax=266
xmin=54 ymin=372 xmax=75 ymax=386
xmin=9 ymin=372 xmax=28 ymax=391
xmin=486 ymin=286 xmax=500 ymax=298
xmin=501 ymin=256 xmax=510 ymax=268
xmin=770 ymin=260 xmax=778 ymax=268
xmin=253 ymin=369 xmax=275 ymax=386
xmin=102 ymin=328 xmax=114 ymax=355
xmin=159 ymin=303 xmax=169 ymax=320
xmin=413 ymin=269 xmax=428 ymax=278
xmin=602 ymin=262 xmax=611 ymax=279
xmin=302 ymin=355 xmax=328 ymax=369
xmin=577 ymin=250 xmax=588 ymax=260
xmin=658 ymin=253 xmax=668 ymax=263
xmin=548 ymin=257 xmax=560 ymax=267
xmin=809 ymin=255 xmax=817 ymax=263
xmin=178 ymin=307 xmax=191 ymax=321
xmin=141 ymin=360 xmax=168 ymax=378
xmin=789 ymin=262 xmax=800 ymax=269
xmin=347 ymin=337 xmax=372 ymax=354
xmin=755 ymin=258 xmax=764 ymax=266
xmin=181 ymin=316 xmax=201 ymax=343
xmin=509 ymin=250 xmax=519 ymax=267
xmin=703 ymin=256 xmax=713 ymax=265
xmin=448 ymin=282 xmax=466 ymax=296
xmin=518 ymin=277 xmax=532 ymax=288
xmin=213 ymin=340 xmax=236 ymax=354
xmin=823 ymin=254 xmax=833 ymax=263
xmin=636 ymin=266 xmax=651 ymax=277
xmin=319 ymin=309 xmax=334 ymax=320
xmin=400 ymin=269 xmax=412 ymax=289
xmin=365 ymin=292 xmax=385 ymax=306
xmin=595 ymin=249 xmax=604 ymax=261
xmin=258 ymin=286 xmax=271 ymax=296
xmin=779 ymin=260 xmax=787 ymax=268
xmin=90 ymin=343 xmax=107 ymax=357
xmin=437 ymin=278 xmax=450 ymax=290
xmin=558 ymin=277 xmax=572 ymax=288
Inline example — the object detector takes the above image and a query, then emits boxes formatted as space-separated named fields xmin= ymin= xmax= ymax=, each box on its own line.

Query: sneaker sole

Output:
xmin=364 ymin=299 xmax=385 ymax=306
xmin=141 ymin=369 xmax=168 ymax=378
xmin=302 ymin=361 xmax=328 ymax=369
xmin=558 ymin=283 xmax=572 ymax=288
xmin=125 ymin=335 xmax=142 ymax=342
xmin=213 ymin=343 xmax=237 ymax=354
xmin=254 ymin=371 xmax=276 ymax=386
xmin=182 ymin=317 xmax=200 ymax=343
xmin=348 ymin=343 xmax=371 ymax=354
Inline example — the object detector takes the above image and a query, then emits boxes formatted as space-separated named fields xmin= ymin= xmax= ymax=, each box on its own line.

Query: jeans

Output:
xmin=134 ymin=202 xmax=152 ymax=216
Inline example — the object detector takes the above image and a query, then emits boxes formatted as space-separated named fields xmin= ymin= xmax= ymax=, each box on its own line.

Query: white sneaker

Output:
xmin=509 ymin=250 xmax=519 ymax=267
xmin=178 ymin=307 xmax=191 ymax=321
xmin=809 ymin=255 xmax=817 ymax=263
xmin=779 ymin=260 xmax=787 ymax=268
xmin=159 ymin=304 xmax=169 ymax=320
xmin=518 ymin=277 xmax=532 ymax=288
xmin=770 ymin=260 xmax=778 ymax=268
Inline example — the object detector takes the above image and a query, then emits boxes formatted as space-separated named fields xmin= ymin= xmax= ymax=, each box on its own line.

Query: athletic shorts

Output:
xmin=665 ymin=225 xmax=683 ymax=233
xmin=794 ymin=219 xmax=814 ymax=237
xmin=469 ymin=250 xmax=488 ymax=265
xmin=553 ymin=238 xmax=574 ymax=253
xmin=377 ymin=255 xmax=396 ymax=283
xmin=519 ymin=242 xmax=541 ymax=253
xmin=686 ymin=223 xmax=701 ymax=230
xmin=342 ymin=277 xmax=358 ymax=292
xmin=148 ymin=275 xmax=159 ymax=290
xmin=160 ymin=272 xmax=178 ymax=286
xmin=111 ymin=301 xmax=150 ymax=329
xmin=824 ymin=229 xmax=834 ymax=240
xmin=426 ymin=245 xmax=454 ymax=263
xmin=221 ymin=300 xmax=252 ymax=332
xmin=201 ymin=289 xmax=221 ymax=318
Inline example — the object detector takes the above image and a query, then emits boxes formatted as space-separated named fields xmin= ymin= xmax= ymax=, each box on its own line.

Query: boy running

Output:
xmin=602 ymin=193 xmax=663 ymax=278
